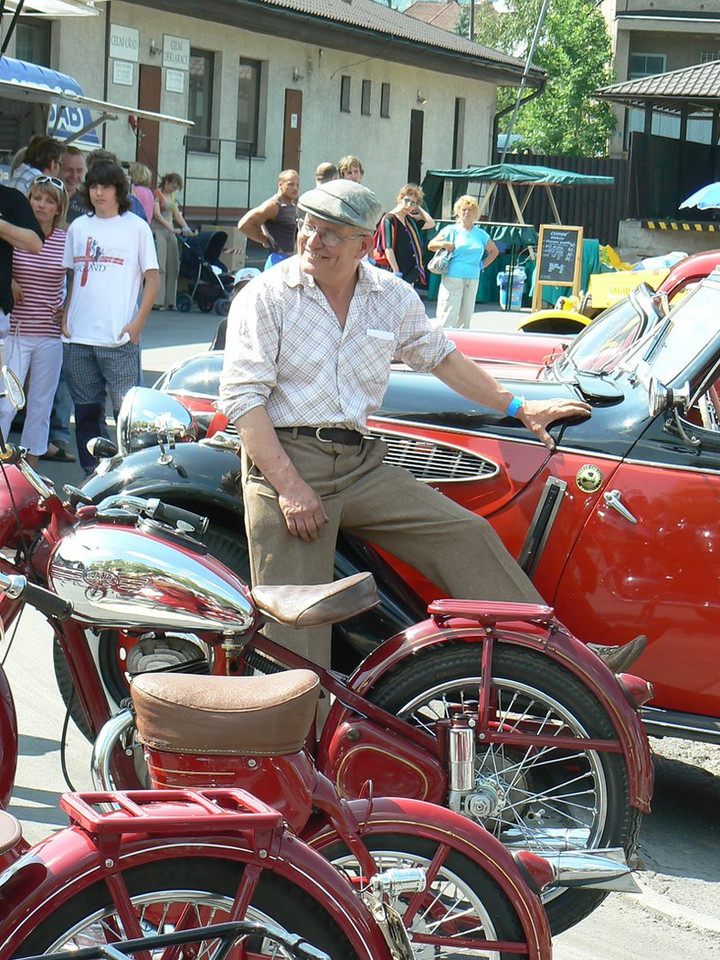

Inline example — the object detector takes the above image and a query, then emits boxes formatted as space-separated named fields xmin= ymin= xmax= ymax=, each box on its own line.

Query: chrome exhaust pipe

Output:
xmin=543 ymin=848 xmax=641 ymax=893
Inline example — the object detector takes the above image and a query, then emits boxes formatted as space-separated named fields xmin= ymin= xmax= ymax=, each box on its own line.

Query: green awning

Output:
xmin=425 ymin=164 xmax=614 ymax=186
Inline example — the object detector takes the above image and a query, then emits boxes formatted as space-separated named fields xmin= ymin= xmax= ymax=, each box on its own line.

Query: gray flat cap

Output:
xmin=298 ymin=180 xmax=383 ymax=234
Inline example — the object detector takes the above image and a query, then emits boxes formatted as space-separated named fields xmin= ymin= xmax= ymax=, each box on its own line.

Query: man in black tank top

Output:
xmin=238 ymin=170 xmax=299 ymax=269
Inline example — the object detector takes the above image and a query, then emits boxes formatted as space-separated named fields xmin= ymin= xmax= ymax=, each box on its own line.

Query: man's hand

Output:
xmin=518 ymin=398 xmax=591 ymax=449
xmin=120 ymin=316 xmax=144 ymax=345
xmin=278 ymin=477 xmax=329 ymax=541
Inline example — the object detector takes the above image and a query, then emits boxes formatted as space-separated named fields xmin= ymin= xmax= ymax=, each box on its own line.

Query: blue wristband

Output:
xmin=506 ymin=395 xmax=525 ymax=418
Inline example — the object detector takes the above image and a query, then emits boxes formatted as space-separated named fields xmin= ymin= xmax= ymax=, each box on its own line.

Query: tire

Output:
xmin=322 ymin=832 xmax=524 ymax=960
xmin=176 ymin=294 xmax=193 ymax=313
xmin=215 ymin=297 xmax=231 ymax=316
xmin=12 ymin=857 xmax=358 ymax=959
xmin=368 ymin=644 xmax=642 ymax=935
xmin=53 ymin=523 xmax=250 ymax=741
xmin=198 ymin=299 xmax=214 ymax=313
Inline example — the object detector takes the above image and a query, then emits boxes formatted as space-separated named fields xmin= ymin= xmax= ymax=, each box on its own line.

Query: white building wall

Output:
xmin=47 ymin=3 xmax=497 ymax=217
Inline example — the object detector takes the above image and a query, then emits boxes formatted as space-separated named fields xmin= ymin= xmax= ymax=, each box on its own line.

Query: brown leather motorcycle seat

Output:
xmin=0 ymin=810 xmax=21 ymax=855
xmin=251 ymin=571 xmax=378 ymax=628
xmin=132 ymin=669 xmax=320 ymax=756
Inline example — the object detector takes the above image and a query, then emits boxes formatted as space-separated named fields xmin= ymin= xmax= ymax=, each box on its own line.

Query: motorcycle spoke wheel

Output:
xmin=13 ymin=858 xmax=358 ymax=960
xmin=323 ymin=834 xmax=524 ymax=960
xmin=369 ymin=644 xmax=642 ymax=934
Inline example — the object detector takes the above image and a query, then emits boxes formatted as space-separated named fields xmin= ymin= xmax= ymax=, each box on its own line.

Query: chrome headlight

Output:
xmin=116 ymin=387 xmax=197 ymax=456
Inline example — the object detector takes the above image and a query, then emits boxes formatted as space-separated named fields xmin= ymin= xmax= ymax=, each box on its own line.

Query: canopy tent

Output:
xmin=422 ymin=163 xmax=615 ymax=225
xmin=0 ymin=56 xmax=191 ymax=149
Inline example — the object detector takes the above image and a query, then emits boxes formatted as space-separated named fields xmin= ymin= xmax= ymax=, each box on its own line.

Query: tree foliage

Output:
xmin=458 ymin=0 xmax=617 ymax=156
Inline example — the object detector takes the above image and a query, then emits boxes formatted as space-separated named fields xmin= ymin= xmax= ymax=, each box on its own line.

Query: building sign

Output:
xmin=163 ymin=35 xmax=190 ymax=71
xmin=165 ymin=69 xmax=185 ymax=94
xmin=110 ymin=24 xmax=139 ymax=63
xmin=112 ymin=60 xmax=134 ymax=86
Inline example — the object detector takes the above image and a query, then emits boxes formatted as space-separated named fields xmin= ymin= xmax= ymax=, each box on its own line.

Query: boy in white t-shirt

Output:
xmin=62 ymin=159 xmax=159 ymax=471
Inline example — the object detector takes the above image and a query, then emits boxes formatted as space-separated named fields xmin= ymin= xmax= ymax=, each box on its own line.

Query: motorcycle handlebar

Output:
xmin=146 ymin=498 xmax=209 ymax=536
xmin=0 ymin=573 xmax=73 ymax=621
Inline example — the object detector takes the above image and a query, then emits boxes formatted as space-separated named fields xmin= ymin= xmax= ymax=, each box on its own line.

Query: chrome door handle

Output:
xmin=603 ymin=489 xmax=638 ymax=524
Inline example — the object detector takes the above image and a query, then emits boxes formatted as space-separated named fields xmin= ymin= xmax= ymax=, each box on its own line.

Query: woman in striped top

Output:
xmin=0 ymin=176 xmax=68 ymax=467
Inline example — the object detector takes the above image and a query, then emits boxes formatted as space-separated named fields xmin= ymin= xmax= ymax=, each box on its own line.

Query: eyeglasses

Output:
xmin=33 ymin=175 xmax=66 ymax=191
xmin=297 ymin=218 xmax=367 ymax=249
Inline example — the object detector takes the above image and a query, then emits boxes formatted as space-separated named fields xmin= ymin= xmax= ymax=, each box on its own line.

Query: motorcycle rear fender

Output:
xmin=0 ymin=825 xmax=393 ymax=960
xmin=323 ymin=615 xmax=653 ymax=813
xmin=304 ymin=795 xmax=551 ymax=960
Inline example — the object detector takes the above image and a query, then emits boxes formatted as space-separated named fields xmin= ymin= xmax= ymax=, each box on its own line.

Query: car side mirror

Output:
xmin=648 ymin=378 xmax=691 ymax=418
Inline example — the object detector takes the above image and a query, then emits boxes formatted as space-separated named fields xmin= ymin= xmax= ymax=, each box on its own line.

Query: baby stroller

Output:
xmin=177 ymin=230 xmax=234 ymax=315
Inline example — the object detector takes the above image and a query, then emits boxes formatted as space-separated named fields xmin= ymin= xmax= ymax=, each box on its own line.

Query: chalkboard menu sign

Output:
xmin=532 ymin=224 xmax=584 ymax=311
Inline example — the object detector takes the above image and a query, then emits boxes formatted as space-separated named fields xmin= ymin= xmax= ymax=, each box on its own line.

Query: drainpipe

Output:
xmin=102 ymin=1 xmax=111 ymax=147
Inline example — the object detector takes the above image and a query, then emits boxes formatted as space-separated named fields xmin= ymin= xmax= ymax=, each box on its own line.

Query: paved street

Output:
xmin=3 ymin=300 xmax=719 ymax=958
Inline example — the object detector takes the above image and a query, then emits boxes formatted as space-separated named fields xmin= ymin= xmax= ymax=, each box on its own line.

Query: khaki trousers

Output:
xmin=242 ymin=433 xmax=541 ymax=667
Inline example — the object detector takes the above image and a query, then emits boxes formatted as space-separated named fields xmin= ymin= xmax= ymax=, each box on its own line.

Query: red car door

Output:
xmin=553 ymin=414 xmax=720 ymax=718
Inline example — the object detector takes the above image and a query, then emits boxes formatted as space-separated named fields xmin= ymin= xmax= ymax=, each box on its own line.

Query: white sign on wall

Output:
xmin=109 ymin=24 xmax=139 ymax=63
xmin=163 ymin=35 xmax=190 ymax=71
xmin=165 ymin=69 xmax=185 ymax=94
xmin=112 ymin=60 xmax=134 ymax=86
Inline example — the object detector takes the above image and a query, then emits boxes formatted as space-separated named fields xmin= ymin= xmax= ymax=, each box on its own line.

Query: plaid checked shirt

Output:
xmin=219 ymin=257 xmax=455 ymax=433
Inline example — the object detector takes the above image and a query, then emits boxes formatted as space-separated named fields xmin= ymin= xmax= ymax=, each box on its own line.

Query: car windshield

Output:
xmin=618 ymin=274 xmax=720 ymax=385
xmin=553 ymin=284 xmax=664 ymax=378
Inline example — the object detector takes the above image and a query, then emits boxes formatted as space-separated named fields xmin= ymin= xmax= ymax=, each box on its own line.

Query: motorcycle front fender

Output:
xmin=81 ymin=442 xmax=245 ymax=520
xmin=322 ymin=616 xmax=653 ymax=813
xmin=0 ymin=826 xmax=393 ymax=960
xmin=0 ymin=664 xmax=17 ymax=811
xmin=304 ymin=795 xmax=551 ymax=960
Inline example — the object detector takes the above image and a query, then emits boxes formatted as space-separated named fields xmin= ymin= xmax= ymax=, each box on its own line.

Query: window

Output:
xmin=340 ymin=75 xmax=351 ymax=113
xmin=628 ymin=53 xmax=666 ymax=79
xmin=16 ymin=19 xmax=51 ymax=66
xmin=700 ymin=51 xmax=720 ymax=64
xmin=236 ymin=58 xmax=264 ymax=158
xmin=380 ymin=82 xmax=390 ymax=119
xmin=188 ymin=49 xmax=215 ymax=152
xmin=452 ymin=98 xmax=465 ymax=167
xmin=361 ymin=79 xmax=371 ymax=116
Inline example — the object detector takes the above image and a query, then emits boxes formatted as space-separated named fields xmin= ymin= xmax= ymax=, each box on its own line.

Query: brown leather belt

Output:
xmin=279 ymin=426 xmax=364 ymax=446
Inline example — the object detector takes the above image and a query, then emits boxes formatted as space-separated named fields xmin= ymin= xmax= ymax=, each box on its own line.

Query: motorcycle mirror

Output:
xmin=88 ymin=436 xmax=119 ymax=460
xmin=116 ymin=386 xmax=198 ymax=457
xmin=0 ymin=365 xmax=24 ymax=411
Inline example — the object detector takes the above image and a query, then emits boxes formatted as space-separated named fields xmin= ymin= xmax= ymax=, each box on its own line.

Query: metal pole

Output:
xmin=499 ymin=0 xmax=552 ymax=164
xmin=469 ymin=0 xmax=475 ymax=42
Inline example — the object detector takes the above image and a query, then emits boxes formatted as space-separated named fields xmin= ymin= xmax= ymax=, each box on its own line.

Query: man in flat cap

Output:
xmin=219 ymin=180 xmax=590 ymax=667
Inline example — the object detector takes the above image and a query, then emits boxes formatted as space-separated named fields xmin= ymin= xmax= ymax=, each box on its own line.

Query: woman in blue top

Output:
xmin=427 ymin=195 xmax=499 ymax=328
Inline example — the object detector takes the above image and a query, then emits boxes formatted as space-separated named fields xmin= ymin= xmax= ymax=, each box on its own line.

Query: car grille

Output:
xmin=374 ymin=431 xmax=499 ymax=483
xmin=214 ymin=422 xmax=498 ymax=483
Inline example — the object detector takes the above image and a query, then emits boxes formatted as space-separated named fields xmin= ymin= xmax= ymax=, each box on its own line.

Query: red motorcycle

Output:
xmin=0 ymin=437 xmax=652 ymax=937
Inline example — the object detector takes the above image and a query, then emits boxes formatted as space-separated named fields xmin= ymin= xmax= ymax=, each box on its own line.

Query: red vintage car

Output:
xmin=142 ymin=265 xmax=720 ymax=745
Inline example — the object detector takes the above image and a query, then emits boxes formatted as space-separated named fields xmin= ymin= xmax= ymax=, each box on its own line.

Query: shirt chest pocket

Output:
xmin=354 ymin=328 xmax=397 ymax=386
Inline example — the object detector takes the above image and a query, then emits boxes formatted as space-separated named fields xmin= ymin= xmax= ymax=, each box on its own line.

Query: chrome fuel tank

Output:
xmin=48 ymin=524 xmax=254 ymax=632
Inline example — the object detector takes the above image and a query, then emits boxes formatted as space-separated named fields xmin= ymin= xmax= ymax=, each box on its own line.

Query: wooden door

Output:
xmin=138 ymin=64 xmax=162 ymax=182
xmin=408 ymin=109 xmax=424 ymax=184
xmin=282 ymin=89 xmax=302 ymax=171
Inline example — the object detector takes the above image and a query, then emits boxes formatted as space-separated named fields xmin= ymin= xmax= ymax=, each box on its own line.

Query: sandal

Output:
xmin=40 ymin=443 xmax=76 ymax=463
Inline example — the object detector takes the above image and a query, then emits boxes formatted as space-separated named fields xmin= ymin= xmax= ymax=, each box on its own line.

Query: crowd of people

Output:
xmin=0 ymin=139 xmax=500 ymax=472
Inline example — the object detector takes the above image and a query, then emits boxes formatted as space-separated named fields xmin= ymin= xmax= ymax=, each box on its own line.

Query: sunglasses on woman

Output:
xmin=33 ymin=175 xmax=66 ymax=191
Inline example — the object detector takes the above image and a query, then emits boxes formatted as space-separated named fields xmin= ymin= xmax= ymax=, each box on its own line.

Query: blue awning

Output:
xmin=0 ymin=56 xmax=100 ymax=147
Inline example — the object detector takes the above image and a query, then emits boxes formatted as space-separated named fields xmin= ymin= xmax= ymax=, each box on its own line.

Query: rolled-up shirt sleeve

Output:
xmin=395 ymin=291 xmax=456 ymax=372
xmin=218 ymin=281 xmax=280 ymax=424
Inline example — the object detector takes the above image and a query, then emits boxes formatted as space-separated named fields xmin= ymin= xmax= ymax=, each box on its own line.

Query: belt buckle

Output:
xmin=315 ymin=427 xmax=333 ymax=443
